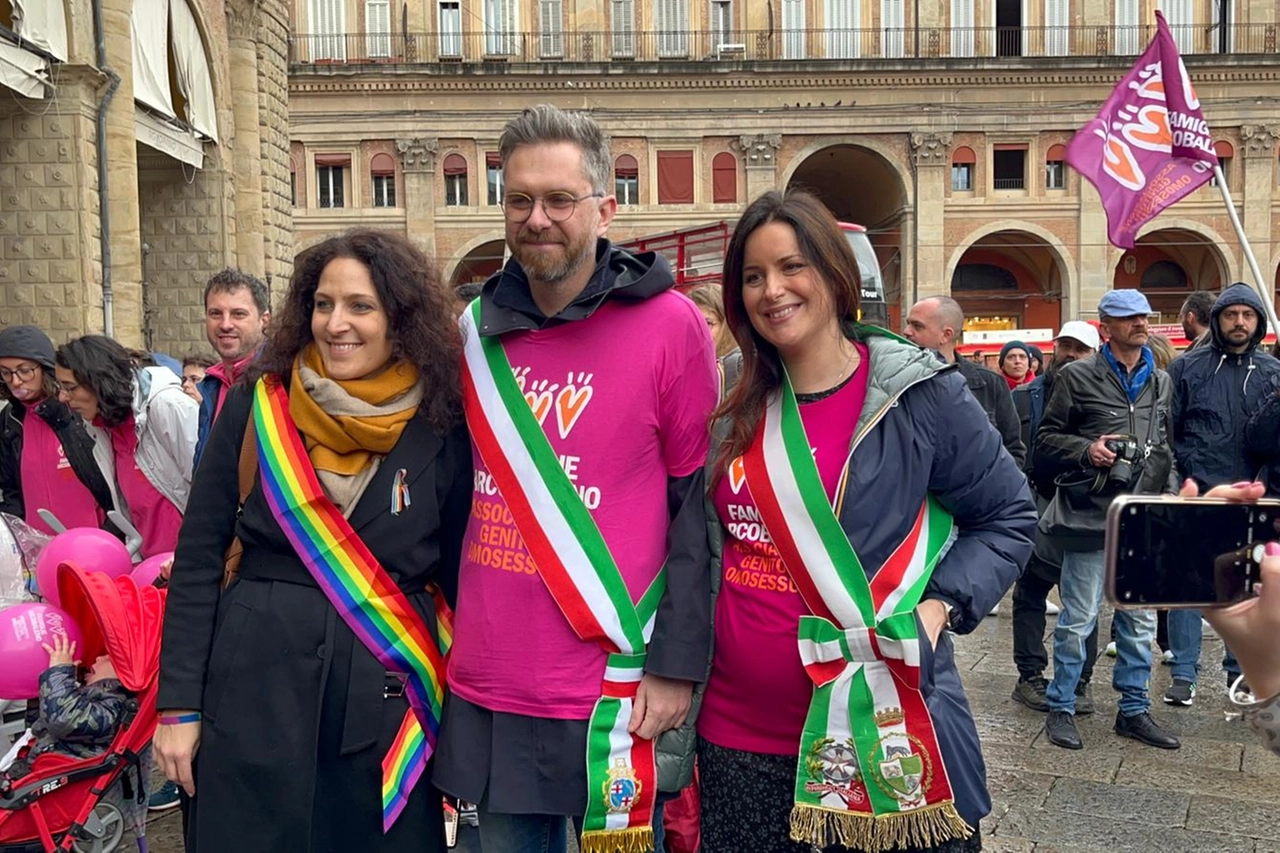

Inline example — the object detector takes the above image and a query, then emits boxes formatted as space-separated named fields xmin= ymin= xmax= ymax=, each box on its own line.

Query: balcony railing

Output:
xmin=992 ymin=177 xmax=1027 ymax=190
xmin=289 ymin=24 xmax=1278 ymax=66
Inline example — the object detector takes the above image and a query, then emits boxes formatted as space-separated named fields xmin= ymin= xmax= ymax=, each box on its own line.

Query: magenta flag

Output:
xmin=1065 ymin=12 xmax=1218 ymax=249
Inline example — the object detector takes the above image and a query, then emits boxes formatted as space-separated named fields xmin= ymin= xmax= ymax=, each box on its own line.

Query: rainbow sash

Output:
xmin=253 ymin=377 xmax=451 ymax=832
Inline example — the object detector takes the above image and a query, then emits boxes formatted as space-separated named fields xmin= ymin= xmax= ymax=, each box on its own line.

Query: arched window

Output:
xmin=1211 ymin=140 xmax=1234 ymax=187
xmin=1140 ymin=260 xmax=1188 ymax=290
xmin=614 ymin=154 xmax=639 ymax=204
xmin=443 ymin=153 xmax=468 ymax=206
xmin=370 ymin=153 xmax=396 ymax=207
xmin=712 ymin=152 xmax=737 ymax=203
xmin=951 ymin=146 xmax=975 ymax=191
xmin=1045 ymin=143 xmax=1066 ymax=190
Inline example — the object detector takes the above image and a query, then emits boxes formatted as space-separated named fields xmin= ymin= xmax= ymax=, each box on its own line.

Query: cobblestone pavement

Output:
xmin=144 ymin=593 xmax=1279 ymax=852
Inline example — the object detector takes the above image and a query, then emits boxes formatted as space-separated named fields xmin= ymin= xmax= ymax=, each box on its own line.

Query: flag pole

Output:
xmin=1212 ymin=163 xmax=1280 ymax=334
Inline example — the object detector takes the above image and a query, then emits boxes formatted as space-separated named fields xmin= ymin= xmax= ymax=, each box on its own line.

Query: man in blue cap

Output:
xmin=1032 ymin=289 xmax=1181 ymax=751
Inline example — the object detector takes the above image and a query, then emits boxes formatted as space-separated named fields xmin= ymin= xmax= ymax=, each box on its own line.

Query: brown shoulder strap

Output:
xmin=238 ymin=416 xmax=258 ymax=506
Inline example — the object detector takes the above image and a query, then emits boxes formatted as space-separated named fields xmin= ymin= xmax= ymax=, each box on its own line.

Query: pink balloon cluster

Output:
xmin=0 ymin=602 xmax=84 ymax=700
xmin=35 ymin=528 xmax=132 ymax=608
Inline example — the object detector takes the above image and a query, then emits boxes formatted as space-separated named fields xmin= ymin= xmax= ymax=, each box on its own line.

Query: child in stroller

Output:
xmin=2 ymin=634 xmax=134 ymax=782
xmin=0 ymin=564 xmax=165 ymax=853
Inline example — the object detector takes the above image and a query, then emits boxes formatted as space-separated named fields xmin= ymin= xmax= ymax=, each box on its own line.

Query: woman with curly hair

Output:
xmin=689 ymin=283 xmax=736 ymax=358
xmin=55 ymin=335 xmax=198 ymax=556
xmin=153 ymin=229 xmax=471 ymax=852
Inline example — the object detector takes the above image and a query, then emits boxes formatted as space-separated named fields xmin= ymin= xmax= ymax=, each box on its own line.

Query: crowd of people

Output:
xmin=3 ymin=103 xmax=1280 ymax=853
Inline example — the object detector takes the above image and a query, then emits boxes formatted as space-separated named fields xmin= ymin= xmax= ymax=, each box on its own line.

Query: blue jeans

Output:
xmin=1168 ymin=608 xmax=1242 ymax=682
xmin=1046 ymin=549 xmax=1157 ymax=716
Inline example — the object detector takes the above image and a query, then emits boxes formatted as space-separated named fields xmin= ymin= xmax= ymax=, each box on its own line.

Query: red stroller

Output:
xmin=0 ymin=564 xmax=165 ymax=853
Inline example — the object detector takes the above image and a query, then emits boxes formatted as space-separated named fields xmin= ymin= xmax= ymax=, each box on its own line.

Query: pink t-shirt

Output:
xmin=20 ymin=404 xmax=103 ymax=534
xmin=448 ymin=292 xmax=718 ymax=719
xmin=106 ymin=418 xmax=183 ymax=559
xmin=699 ymin=345 xmax=869 ymax=755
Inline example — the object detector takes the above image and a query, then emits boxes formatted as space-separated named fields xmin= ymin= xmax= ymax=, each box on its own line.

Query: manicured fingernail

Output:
xmin=1265 ymin=542 xmax=1280 ymax=557
xmin=1232 ymin=481 xmax=1253 ymax=488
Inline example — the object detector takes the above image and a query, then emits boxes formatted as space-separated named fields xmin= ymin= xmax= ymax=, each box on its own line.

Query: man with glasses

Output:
xmin=1033 ymin=290 xmax=1180 ymax=752
xmin=434 ymin=105 xmax=717 ymax=853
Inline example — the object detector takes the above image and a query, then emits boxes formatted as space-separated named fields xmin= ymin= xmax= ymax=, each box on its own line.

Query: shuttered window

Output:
xmin=951 ymin=0 xmax=973 ymax=57
xmin=656 ymin=0 xmax=689 ymax=58
xmin=710 ymin=0 xmax=733 ymax=48
xmin=309 ymin=0 xmax=345 ymax=61
xmin=657 ymin=151 xmax=695 ymax=204
xmin=539 ymin=0 xmax=564 ymax=58
xmin=1114 ymin=0 xmax=1139 ymax=54
xmin=825 ymin=0 xmax=860 ymax=59
xmin=881 ymin=0 xmax=904 ymax=58
xmin=1044 ymin=0 xmax=1068 ymax=56
xmin=1160 ymin=0 xmax=1196 ymax=53
xmin=484 ymin=0 xmax=517 ymax=55
xmin=611 ymin=0 xmax=635 ymax=57
xmin=782 ymin=0 xmax=806 ymax=58
xmin=438 ymin=2 xmax=462 ymax=57
xmin=615 ymin=155 xmax=639 ymax=204
xmin=366 ymin=0 xmax=391 ymax=58
xmin=712 ymin=152 xmax=737 ymax=203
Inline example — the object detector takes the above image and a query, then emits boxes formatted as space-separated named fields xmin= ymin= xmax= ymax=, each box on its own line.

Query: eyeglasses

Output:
xmin=0 ymin=365 xmax=39 ymax=383
xmin=501 ymin=191 xmax=603 ymax=223
xmin=57 ymin=382 xmax=80 ymax=395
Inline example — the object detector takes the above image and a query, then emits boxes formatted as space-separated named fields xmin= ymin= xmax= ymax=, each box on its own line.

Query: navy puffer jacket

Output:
xmin=1168 ymin=283 xmax=1280 ymax=488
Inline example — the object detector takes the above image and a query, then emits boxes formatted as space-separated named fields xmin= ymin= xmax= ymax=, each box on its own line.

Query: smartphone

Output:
xmin=1104 ymin=495 xmax=1280 ymax=609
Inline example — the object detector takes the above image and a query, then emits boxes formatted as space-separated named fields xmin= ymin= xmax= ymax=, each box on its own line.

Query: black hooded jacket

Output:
xmin=1167 ymin=282 xmax=1280 ymax=488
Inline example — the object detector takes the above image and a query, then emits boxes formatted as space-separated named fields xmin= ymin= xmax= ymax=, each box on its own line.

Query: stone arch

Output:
xmin=446 ymin=231 xmax=507 ymax=287
xmin=1109 ymin=217 xmax=1240 ymax=285
xmin=945 ymin=219 xmax=1078 ymax=311
xmin=779 ymin=137 xmax=912 ymax=204
xmin=1111 ymin=221 xmax=1235 ymax=317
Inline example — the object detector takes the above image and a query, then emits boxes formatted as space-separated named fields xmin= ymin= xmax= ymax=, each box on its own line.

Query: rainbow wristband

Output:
xmin=159 ymin=712 xmax=202 ymax=725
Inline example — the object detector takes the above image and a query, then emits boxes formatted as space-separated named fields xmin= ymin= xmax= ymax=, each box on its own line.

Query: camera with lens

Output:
xmin=1104 ymin=435 xmax=1143 ymax=490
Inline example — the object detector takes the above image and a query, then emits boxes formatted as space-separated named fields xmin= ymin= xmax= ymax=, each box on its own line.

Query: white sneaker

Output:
xmin=1045 ymin=599 xmax=1061 ymax=615
xmin=1105 ymin=641 xmax=1117 ymax=657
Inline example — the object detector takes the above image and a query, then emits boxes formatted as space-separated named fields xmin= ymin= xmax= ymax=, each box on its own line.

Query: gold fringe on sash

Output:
xmin=790 ymin=803 xmax=973 ymax=853
xmin=579 ymin=826 xmax=654 ymax=853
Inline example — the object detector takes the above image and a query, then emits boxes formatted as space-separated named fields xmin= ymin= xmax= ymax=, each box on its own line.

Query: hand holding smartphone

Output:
xmin=1104 ymin=495 xmax=1280 ymax=609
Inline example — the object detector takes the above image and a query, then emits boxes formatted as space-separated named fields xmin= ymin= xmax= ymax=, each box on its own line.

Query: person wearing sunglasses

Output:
xmin=0 ymin=325 xmax=120 ymax=536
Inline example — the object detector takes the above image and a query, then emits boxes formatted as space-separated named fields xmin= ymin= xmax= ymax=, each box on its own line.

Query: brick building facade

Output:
xmin=288 ymin=0 xmax=1280 ymax=332
xmin=0 ymin=0 xmax=293 ymax=354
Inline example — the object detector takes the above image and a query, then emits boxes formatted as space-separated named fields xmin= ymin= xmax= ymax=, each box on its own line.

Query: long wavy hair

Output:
xmin=712 ymin=189 xmax=862 ymax=480
xmin=254 ymin=229 xmax=463 ymax=431
xmin=55 ymin=336 xmax=138 ymax=427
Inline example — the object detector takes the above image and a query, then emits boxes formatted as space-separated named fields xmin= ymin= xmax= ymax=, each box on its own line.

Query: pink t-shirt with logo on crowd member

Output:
xmin=699 ymin=344 xmax=869 ymax=756
xmin=107 ymin=418 xmax=183 ymax=559
xmin=20 ymin=404 xmax=103 ymax=534
xmin=447 ymin=293 xmax=718 ymax=719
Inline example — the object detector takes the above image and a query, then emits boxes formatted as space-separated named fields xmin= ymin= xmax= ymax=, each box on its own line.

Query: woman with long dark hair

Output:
xmin=0 ymin=326 xmax=119 ymax=536
xmin=55 ymin=335 xmax=198 ymax=556
xmin=154 ymin=229 xmax=470 ymax=851
xmin=697 ymin=190 xmax=1035 ymax=852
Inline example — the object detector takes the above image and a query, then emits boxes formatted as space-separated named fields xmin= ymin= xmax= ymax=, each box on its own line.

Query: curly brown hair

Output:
xmin=713 ymin=189 xmax=862 ymax=482
xmin=255 ymin=229 xmax=463 ymax=431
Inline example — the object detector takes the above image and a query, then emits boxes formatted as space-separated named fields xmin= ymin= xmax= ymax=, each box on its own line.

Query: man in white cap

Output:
xmin=1010 ymin=320 xmax=1101 ymax=713
xmin=1033 ymin=290 xmax=1180 ymax=751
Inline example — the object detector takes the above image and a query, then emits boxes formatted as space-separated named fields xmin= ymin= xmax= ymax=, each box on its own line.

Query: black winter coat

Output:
xmin=158 ymin=382 xmax=472 ymax=853
xmin=1033 ymin=348 xmax=1177 ymax=551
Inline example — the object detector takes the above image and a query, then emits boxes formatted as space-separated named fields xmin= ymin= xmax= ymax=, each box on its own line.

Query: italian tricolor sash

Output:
xmin=460 ymin=301 xmax=664 ymax=853
xmin=252 ymin=378 xmax=452 ymax=833
xmin=742 ymin=373 xmax=971 ymax=852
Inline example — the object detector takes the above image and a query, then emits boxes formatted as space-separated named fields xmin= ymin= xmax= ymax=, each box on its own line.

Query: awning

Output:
xmin=12 ymin=0 xmax=68 ymax=61
xmin=135 ymin=106 xmax=204 ymax=169
xmin=132 ymin=0 xmax=175 ymax=118
xmin=168 ymin=0 xmax=217 ymax=141
xmin=0 ymin=39 xmax=51 ymax=99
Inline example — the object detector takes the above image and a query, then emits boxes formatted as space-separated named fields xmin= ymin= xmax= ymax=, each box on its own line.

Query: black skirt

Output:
xmin=697 ymin=737 xmax=982 ymax=853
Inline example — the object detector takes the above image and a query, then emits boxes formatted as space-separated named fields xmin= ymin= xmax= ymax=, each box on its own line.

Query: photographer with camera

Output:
xmin=1033 ymin=290 xmax=1180 ymax=751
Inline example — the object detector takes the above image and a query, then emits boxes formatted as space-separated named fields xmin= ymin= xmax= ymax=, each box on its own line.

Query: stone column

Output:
xmin=397 ymin=137 xmax=439 ymax=257
xmin=1076 ymin=180 xmax=1110 ymax=319
xmin=101 ymin=0 xmax=143 ymax=344
xmin=227 ymin=5 xmax=266 ymax=277
xmin=732 ymin=134 xmax=781 ymax=199
xmin=1240 ymin=124 xmax=1280 ymax=296
xmin=910 ymin=131 xmax=951 ymax=304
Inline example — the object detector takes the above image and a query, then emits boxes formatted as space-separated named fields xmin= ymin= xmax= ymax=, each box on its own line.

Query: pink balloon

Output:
xmin=35 ymin=528 xmax=132 ymax=608
xmin=0 ymin=602 xmax=85 ymax=700
xmin=131 ymin=551 xmax=174 ymax=588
